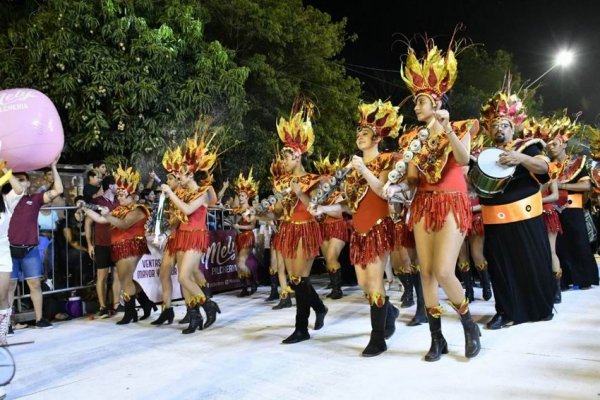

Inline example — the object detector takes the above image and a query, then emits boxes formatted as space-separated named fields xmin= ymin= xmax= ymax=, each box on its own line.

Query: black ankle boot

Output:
xmin=554 ymin=277 xmax=562 ymax=304
xmin=459 ymin=310 xmax=481 ymax=358
xmin=282 ymin=278 xmax=310 ymax=344
xmin=249 ymin=278 xmax=258 ymax=295
xmin=238 ymin=278 xmax=249 ymax=297
xmin=362 ymin=303 xmax=388 ymax=357
xmin=384 ymin=296 xmax=399 ymax=339
xmin=202 ymin=299 xmax=221 ymax=329
xmin=182 ymin=307 xmax=203 ymax=334
xmin=266 ymin=275 xmax=279 ymax=301
xmin=151 ymin=306 xmax=174 ymax=326
xmin=400 ymin=273 xmax=415 ymax=308
xmin=202 ymin=285 xmax=213 ymax=299
xmin=461 ymin=269 xmax=475 ymax=303
xmin=407 ymin=273 xmax=427 ymax=326
xmin=326 ymin=269 xmax=343 ymax=300
xmin=272 ymin=295 xmax=292 ymax=310
xmin=116 ymin=296 xmax=138 ymax=325
xmin=480 ymin=269 xmax=493 ymax=301
xmin=179 ymin=306 xmax=191 ymax=324
xmin=424 ymin=313 xmax=448 ymax=362
xmin=137 ymin=290 xmax=158 ymax=320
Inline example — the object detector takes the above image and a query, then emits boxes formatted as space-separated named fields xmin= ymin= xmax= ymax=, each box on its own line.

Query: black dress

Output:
xmin=479 ymin=142 xmax=554 ymax=324
xmin=556 ymin=158 xmax=599 ymax=288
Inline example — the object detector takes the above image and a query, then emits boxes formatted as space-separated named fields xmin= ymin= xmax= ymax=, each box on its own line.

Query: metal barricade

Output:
xmin=14 ymin=205 xmax=95 ymax=320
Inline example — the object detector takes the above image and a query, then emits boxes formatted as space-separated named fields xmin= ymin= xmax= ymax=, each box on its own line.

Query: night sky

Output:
xmin=306 ymin=0 xmax=600 ymax=125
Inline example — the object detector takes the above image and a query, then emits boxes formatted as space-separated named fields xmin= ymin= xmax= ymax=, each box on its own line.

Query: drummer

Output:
xmin=477 ymin=83 xmax=555 ymax=329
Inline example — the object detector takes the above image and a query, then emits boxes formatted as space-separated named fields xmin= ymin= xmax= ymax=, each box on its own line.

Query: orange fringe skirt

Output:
xmin=350 ymin=217 xmax=395 ymax=267
xmin=408 ymin=191 xmax=471 ymax=234
xmin=543 ymin=207 xmax=563 ymax=234
xmin=394 ymin=220 xmax=415 ymax=249
xmin=277 ymin=221 xmax=323 ymax=259
xmin=235 ymin=230 xmax=255 ymax=252
xmin=271 ymin=232 xmax=281 ymax=252
xmin=111 ymin=237 xmax=150 ymax=263
xmin=469 ymin=212 xmax=484 ymax=237
xmin=167 ymin=229 xmax=210 ymax=253
xmin=320 ymin=219 xmax=350 ymax=242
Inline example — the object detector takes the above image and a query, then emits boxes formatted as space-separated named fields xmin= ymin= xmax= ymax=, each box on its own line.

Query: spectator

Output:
xmin=8 ymin=156 xmax=63 ymax=329
xmin=84 ymin=176 xmax=119 ymax=318
xmin=35 ymin=167 xmax=54 ymax=194
xmin=139 ymin=188 xmax=156 ymax=206
xmin=92 ymin=161 xmax=108 ymax=178
xmin=83 ymin=169 xmax=101 ymax=202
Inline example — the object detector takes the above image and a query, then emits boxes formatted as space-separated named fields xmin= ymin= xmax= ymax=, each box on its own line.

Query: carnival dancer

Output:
xmin=267 ymin=156 xmax=293 ymax=309
xmin=313 ymin=100 xmax=401 ymax=356
xmin=232 ymin=169 xmax=259 ymax=297
xmin=391 ymin=39 xmax=481 ymax=361
xmin=546 ymin=115 xmax=599 ymax=290
xmin=82 ymin=166 xmax=157 ymax=325
xmin=275 ymin=99 xmax=328 ymax=344
xmin=477 ymin=79 xmax=555 ymax=329
xmin=313 ymin=155 xmax=349 ymax=300
xmin=159 ymin=129 xmax=221 ymax=333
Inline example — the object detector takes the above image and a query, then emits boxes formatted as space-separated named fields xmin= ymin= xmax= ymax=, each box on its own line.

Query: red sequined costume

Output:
xmin=277 ymin=174 xmax=323 ymax=259
xmin=167 ymin=189 xmax=210 ymax=253
xmin=110 ymin=204 xmax=150 ymax=262
xmin=234 ymin=209 xmax=256 ymax=251
xmin=542 ymin=187 xmax=563 ymax=234
xmin=345 ymin=153 xmax=395 ymax=267
xmin=469 ymin=195 xmax=484 ymax=237
xmin=407 ymin=120 xmax=479 ymax=234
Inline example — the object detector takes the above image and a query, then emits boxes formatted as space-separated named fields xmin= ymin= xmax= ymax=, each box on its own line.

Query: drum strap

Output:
xmin=481 ymin=192 xmax=542 ymax=225
xmin=567 ymin=193 xmax=583 ymax=209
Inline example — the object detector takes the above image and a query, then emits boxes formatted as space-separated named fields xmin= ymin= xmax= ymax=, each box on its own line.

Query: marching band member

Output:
xmin=82 ymin=166 xmax=156 ymax=325
xmin=314 ymin=100 xmax=401 ymax=357
xmin=396 ymin=39 xmax=481 ymax=361
xmin=478 ymin=80 xmax=555 ymax=329
xmin=275 ymin=99 xmax=328 ymax=345
xmin=313 ymin=155 xmax=349 ymax=300
xmin=546 ymin=116 xmax=599 ymax=290
xmin=160 ymin=130 xmax=221 ymax=333
xmin=232 ymin=170 xmax=259 ymax=297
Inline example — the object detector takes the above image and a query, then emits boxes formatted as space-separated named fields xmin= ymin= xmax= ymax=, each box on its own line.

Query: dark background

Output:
xmin=306 ymin=0 xmax=600 ymax=124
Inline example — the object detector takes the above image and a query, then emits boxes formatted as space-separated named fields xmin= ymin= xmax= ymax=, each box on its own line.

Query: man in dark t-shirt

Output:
xmin=83 ymin=169 xmax=101 ymax=202
xmin=8 ymin=158 xmax=63 ymax=329
xmin=84 ymin=176 xmax=119 ymax=317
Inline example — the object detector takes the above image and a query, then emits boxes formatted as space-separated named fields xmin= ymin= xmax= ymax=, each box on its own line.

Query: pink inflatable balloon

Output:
xmin=0 ymin=88 xmax=64 ymax=172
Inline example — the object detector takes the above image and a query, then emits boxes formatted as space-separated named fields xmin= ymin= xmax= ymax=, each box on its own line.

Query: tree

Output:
xmin=199 ymin=0 xmax=362 ymax=190
xmin=0 ymin=0 xmax=248 ymax=168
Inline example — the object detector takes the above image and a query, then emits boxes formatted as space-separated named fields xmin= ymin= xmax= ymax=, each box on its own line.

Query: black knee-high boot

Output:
xmin=460 ymin=268 xmax=475 ymax=303
xmin=477 ymin=263 xmax=492 ymax=301
xmin=238 ymin=278 xmax=249 ymax=297
xmin=362 ymin=301 xmax=388 ymax=357
xmin=282 ymin=278 xmax=311 ymax=344
xmin=308 ymin=278 xmax=328 ymax=330
xmin=266 ymin=275 xmax=279 ymax=301
xmin=326 ymin=269 xmax=343 ymax=299
xmin=399 ymin=273 xmax=415 ymax=308
xmin=384 ymin=296 xmax=399 ymax=339
xmin=424 ymin=308 xmax=448 ymax=362
xmin=554 ymin=274 xmax=562 ymax=304
xmin=407 ymin=273 xmax=427 ymax=326
xmin=116 ymin=296 xmax=138 ymax=325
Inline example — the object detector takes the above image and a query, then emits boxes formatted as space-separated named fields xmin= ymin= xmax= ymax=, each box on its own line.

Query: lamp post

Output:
xmin=525 ymin=49 xmax=574 ymax=89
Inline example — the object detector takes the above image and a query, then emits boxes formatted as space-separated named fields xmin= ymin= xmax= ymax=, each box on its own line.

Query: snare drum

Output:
xmin=469 ymin=148 xmax=516 ymax=198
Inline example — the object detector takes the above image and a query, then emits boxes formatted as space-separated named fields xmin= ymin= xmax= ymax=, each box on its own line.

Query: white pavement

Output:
xmin=7 ymin=278 xmax=600 ymax=400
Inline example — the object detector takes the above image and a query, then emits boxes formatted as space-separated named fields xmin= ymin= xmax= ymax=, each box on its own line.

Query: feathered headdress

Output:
xmin=234 ymin=168 xmax=259 ymax=198
xmin=357 ymin=100 xmax=403 ymax=138
xmin=313 ymin=154 xmax=346 ymax=176
xmin=114 ymin=165 xmax=141 ymax=195
xmin=277 ymin=97 xmax=315 ymax=155
xmin=161 ymin=147 xmax=184 ymax=175
xmin=522 ymin=112 xmax=579 ymax=144
xmin=481 ymin=74 xmax=527 ymax=132
xmin=401 ymin=41 xmax=458 ymax=101
xmin=180 ymin=119 xmax=219 ymax=175
xmin=586 ymin=126 xmax=600 ymax=161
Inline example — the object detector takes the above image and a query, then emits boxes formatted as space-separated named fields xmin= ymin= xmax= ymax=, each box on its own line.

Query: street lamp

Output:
xmin=525 ymin=49 xmax=575 ymax=89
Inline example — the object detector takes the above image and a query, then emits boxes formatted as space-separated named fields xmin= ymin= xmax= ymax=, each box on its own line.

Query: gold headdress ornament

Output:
xmin=313 ymin=154 xmax=346 ymax=176
xmin=586 ymin=126 xmax=600 ymax=161
xmin=180 ymin=119 xmax=219 ymax=175
xmin=401 ymin=39 xmax=458 ymax=102
xmin=357 ymin=100 xmax=403 ymax=138
xmin=522 ymin=111 xmax=580 ymax=144
xmin=161 ymin=146 xmax=184 ymax=175
xmin=481 ymin=73 xmax=527 ymax=132
xmin=234 ymin=168 xmax=259 ymax=198
xmin=277 ymin=97 xmax=315 ymax=156
xmin=114 ymin=165 xmax=141 ymax=195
